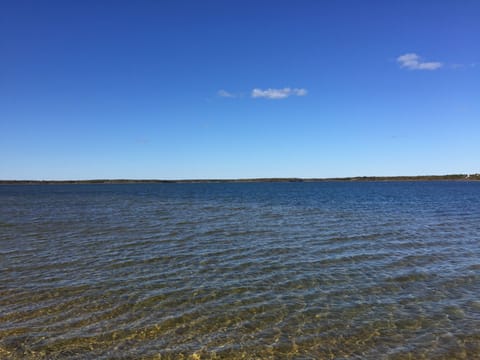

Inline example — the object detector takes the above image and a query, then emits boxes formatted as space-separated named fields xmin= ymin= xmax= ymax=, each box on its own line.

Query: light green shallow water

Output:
xmin=1 ymin=182 xmax=480 ymax=359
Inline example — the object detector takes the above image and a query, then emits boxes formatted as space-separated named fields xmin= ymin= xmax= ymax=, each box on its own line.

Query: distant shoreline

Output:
xmin=1 ymin=174 xmax=479 ymax=185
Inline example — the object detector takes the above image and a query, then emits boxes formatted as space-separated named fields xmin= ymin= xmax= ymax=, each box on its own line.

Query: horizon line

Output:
xmin=1 ymin=173 xmax=479 ymax=184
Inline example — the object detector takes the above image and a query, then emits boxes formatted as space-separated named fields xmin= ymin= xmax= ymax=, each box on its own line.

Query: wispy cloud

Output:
xmin=451 ymin=62 xmax=477 ymax=70
xmin=217 ymin=89 xmax=236 ymax=98
xmin=217 ymin=87 xmax=308 ymax=100
xmin=251 ymin=87 xmax=308 ymax=99
xmin=397 ymin=53 xmax=442 ymax=70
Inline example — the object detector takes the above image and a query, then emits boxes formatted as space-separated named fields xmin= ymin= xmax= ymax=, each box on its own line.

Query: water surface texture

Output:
xmin=1 ymin=182 xmax=480 ymax=359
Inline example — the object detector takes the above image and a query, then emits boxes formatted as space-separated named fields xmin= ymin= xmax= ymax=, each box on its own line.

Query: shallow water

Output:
xmin=1 ymin=182 xmax=480 ymax=359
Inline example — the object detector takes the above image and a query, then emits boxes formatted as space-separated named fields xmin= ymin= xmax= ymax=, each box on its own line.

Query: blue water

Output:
xmin=1 ymin=182 xmax=480 ymax=359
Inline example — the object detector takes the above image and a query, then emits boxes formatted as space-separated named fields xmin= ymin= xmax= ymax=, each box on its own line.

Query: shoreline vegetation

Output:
xmin=1 ymin=174 xmax=480 ymax=185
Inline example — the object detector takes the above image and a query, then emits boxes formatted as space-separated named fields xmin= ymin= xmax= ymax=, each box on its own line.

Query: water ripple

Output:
xmin=1 ymin=182 xmax=480 ymax=359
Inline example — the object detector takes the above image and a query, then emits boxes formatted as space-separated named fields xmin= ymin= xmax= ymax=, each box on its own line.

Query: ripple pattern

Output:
xmin=1 ymin=182 xmax=480 ymax=359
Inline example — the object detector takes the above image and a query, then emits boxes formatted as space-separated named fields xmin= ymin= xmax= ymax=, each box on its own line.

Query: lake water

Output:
xmin=1 ymin=182 xmax=480 ymax=359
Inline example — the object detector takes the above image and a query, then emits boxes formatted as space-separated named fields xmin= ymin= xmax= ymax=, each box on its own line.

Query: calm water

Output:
xmin=1 ymin=182 xmax=480 ymax=359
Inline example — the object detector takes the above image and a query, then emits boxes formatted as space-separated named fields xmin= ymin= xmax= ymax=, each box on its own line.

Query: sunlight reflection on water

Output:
xmin=1 ymin=182 xmax=480 ymax=359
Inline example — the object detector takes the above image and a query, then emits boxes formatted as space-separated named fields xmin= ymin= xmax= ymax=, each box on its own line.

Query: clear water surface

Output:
xmin=1 ymin=182 xmax=480 ymax=359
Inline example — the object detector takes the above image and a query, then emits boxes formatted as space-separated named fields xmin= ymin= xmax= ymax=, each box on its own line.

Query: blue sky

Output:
xmin=1 ymin=0 xmax=479 ymax=180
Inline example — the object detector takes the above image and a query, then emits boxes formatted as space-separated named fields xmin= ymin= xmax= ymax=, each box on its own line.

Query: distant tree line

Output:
xmin=1 ymin=174 xmax=479 ymax=185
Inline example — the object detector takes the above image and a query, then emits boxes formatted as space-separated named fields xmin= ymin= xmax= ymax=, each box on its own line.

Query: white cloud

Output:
xmin=397 ymin=53 xmax=442 ymax=70
xmin=217 ymin=89 xmax=236 ymax=98
xmin=251 ymin=87 xmax=308 ymax=99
